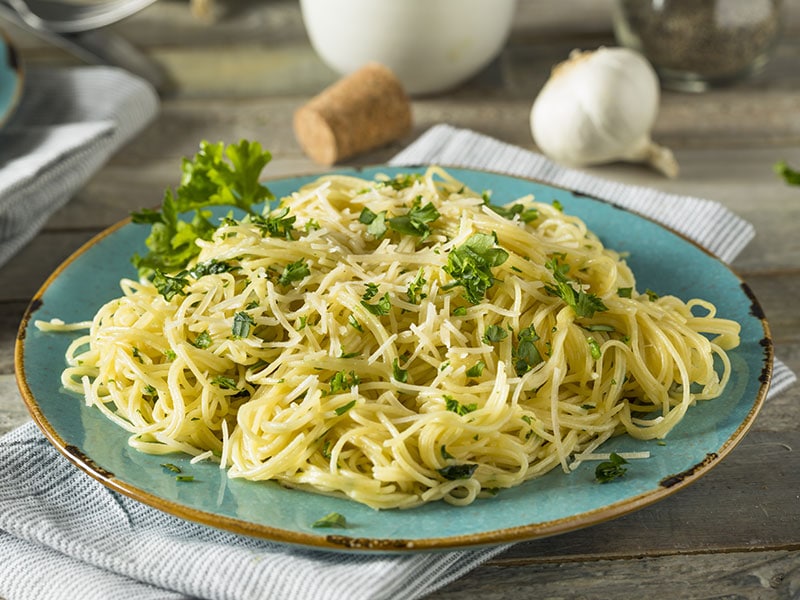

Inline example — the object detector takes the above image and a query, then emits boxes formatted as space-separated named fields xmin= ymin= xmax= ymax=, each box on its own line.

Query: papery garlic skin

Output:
xmin=531 ymin=47 xmax=678 ymax=178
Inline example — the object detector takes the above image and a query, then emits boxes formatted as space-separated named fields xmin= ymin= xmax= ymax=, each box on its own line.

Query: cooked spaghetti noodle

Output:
xmin=50 ymin=167 xmax=740 ymax=509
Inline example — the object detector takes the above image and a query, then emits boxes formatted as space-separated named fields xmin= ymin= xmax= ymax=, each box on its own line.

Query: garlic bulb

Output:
xmin=530 ymin=47 xmax=678 ymax=178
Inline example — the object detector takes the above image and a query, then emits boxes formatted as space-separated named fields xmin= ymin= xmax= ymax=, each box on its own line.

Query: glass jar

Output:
xmin=613 ymin=0 xmax=783 ymax=92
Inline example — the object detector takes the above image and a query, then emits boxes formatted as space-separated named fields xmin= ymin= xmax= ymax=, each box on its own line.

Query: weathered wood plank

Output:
xmin=428 ymin=550 xmax=800 ymax=599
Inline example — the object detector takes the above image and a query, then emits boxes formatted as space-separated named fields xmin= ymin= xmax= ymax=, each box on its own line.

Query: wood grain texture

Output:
xmin=0 ymin=0 xmax=798 ymax=597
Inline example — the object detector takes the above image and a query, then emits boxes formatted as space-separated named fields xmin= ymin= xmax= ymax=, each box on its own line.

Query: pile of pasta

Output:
xmin=58 ymin=168 xmax=740 ymax=509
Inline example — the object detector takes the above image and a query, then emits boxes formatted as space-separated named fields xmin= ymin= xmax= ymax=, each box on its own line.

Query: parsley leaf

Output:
xmin=483 ymin=324 xmax=508 ymax=344
xmin=544 ymin=256 xmax=608 ymax=318
xmin=514 ymin=325 xmax=543 ymax=376
xmin=388 ymin=197 xmax=440 ymax=240
xmin=231 ymin=311 xmax=255 ymax=338
xmin=443 ymin=233 xmax=509 ymax=304
xmin=466 ymin=360 xmax=486 ymax=378
xmin=361 ymin=292 xmax=392 ymax=316
xmin=212 ymin=375 xmax=239 ymax=390
xmin=587 ymin=337 xmax=602 ymax=360
xmin=312 ymin=512 xmax=347 ymax=528
xmin=188 ymin=259 xmax=236 ymax=278
xmin=152 ymin=270 xmax=190 ymax=301
xmin=362 ymin=283 xmax=380 ymax=301
xmin=278 ymin=259 xmax=310 ymax=286
xmin=445 ymin=395 xmax=477 ymax=416
xmin=359 ymin=207 xmax=388 ymax=239
xmin=131 ymin=140 xmax=274 ymax=278
xmin=595 ymin=452 xmax=628 ymax=483
xmin=191 ymin=331 xmax=212 ymax=348
xmin=483 ymin=192 xmax=539 ymax=223
xmin=406 ymin=268 xmax=427 ymax=304
xmin=250 ymin=207 xmax=296 ymax=239
xmin=392 ymin=358 xmax=409 ymax=383
xmin=437 ymin=463 xmax=478 ymax=480
xmin=328 ymin=370 xmax=359 ymax=395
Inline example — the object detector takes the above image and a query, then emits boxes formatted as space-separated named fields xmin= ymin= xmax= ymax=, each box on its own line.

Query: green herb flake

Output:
xmin=617 ymin=287 xmax=633 ymax=298
xmin=552 ymin=199 xmax=564 ymax=212
xmin=161 ymin=463 xmax=181 ymax=473
xmin=278 ymin=259 xmax=310 ymax=286
xmin=212 ymin=375 xmax=239 ymax=390
xmin=359 ymin=207 xmax=388 ymax=239
xmin=232 ymin=311 xmax=255 ymax=338
xmin=466 ymin=360 xmax=486 ymax=378
xmin=175 ymin=475 xmax=195 ymax=482
xmin=189 ymin=259 xmax=236 ymax=279
xmin=595 ymin=452 xmax=628 ymax=483
xmin=645 ymin=288 xmax=660 ymax=302
xmin=164 ymin=349 xmax=177 ymax=361
xmin=361 ymin=292 xmax=392 ymax=316
xmin=191 ymin=331 xmax=212 ymax=349
xmin=406 ymin=268 xmax=428 ymax=304
xmin=443 ymin=233 xmax=509 ymax=304
xmin=544 ymin=256 xmax=608 ymax=318
xmin=328 ymin=370 xmax=359 ymax=395
xmin=312 ymin=512 xmax=347 ymax=528
xmin=514 ymin=325 xmax=543 ymax=376
xmin=437 ymin=463 xmax=478 ymax=480
xmin=452 ymin=306 xmax=467 ymax=316
xmin=250 ymin=206 xmax=297 ymax=240
xmin=388 ymin=197 xmax=440 ymax=240
xmin=440 ymin=445 xmax=455 ymax=460
xmin=335 ymin=399 xmax=357 ymax=416
xmin=152 ymin=270 xmax=190 ymax=301
xmin=362 ymin=282 xmax=380 ymax=301
xmin=348 ymin=314 xmax=363 ymax=332
xmin=587 ymin=337 xmax=602 ymax=360
xmin=392 ymin=358 xmax=408 ymax=383
xmin=585 ymin=324 xmax=615 ymax=332
xmin=445 ymin=395 xmax=477 ymax=416
xmin=483 ymin=324 xmax=508 ymax=344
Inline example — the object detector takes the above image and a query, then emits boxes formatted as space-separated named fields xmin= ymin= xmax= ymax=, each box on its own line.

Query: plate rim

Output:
xmin=14 ymin=164 xmax=773 ymax=552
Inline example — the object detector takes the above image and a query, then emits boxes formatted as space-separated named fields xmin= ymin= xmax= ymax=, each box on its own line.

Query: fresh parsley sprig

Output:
xmin=131 ymin=140 xmax=274 ymax=279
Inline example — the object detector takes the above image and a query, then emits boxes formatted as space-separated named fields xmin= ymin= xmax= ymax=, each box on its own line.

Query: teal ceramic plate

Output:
xmin=0 ymin=29 xmax=23 ymax=129
xmin=16 ymin=167 xmax=772 ymax=552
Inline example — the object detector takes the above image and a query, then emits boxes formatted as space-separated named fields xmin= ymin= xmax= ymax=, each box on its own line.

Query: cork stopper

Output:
xmin=294 ymin=62 xmax=412 ymax=166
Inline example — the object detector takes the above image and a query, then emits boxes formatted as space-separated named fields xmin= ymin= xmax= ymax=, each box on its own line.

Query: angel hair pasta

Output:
xmin=54 ymin=167 xmax=740 ymax=509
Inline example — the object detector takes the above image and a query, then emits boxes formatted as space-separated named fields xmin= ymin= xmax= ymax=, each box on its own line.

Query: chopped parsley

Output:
xmin=443 ymin=233 xmax=509 ymax=304
xmin=250 ymin=206 xmax=297 ymax=239
xmin=188 ymin=259 xmax=236 ymax=278
xmin=361 ymin=292 xmax=392 ymax=316
xmin=437 ymin=463 xmax=478 ymax=480
xmin=514 ymin=325 xmax=543 ymax=376
xmin=277 ymin=259 xmax=310 ymax=286
xmin=544 ymin=256 xmax=608 ymax=318
xmin=595 ymin=452 xmax=628 ymax=483
xmin=152 ymin=270 xmax=190 ymax=301
xmin=388 ymin=197 xmax=440 ymax=240
xmin=587 ymin=337 xmax=602 ymax=360
xmin=440 ymin=445 xmax=455 ymax=460
xmin=231 ymin=311 xmax=255 ymax=338
xmin=466 ymin=360 xmax=486 ymax=378
xmin=334 ymin=399 xmax=357 ymax=416
xmin=645 ymin=288 xmax=660 ymax=301
xmin=161 ymin=463 xmax=181 ymax=473
xmin=362 ymin=283 xmax=379 ymax=301
xmin=617 ymin=287 xmax=633 ymax=298
xmin=359 ymin=207 xmax=388 ymax=239
xmin=406 ymin=268 xmax=427 ymax=304
xmin=445 ymin=395 xmax=477 ymax=416
xmin=483 ymin=192 xmax=539 ymax=223
xmin=312 ymin=512 xmax=347 ymax=528
xmin=212 ymin=375 xmax=239 ymax=390
xmin=348 ymin=315 xmax=363 ymax=332
xmin=328 ymin=370 xmax=359 ymax=395
xmin=191 ymin=331 xmax=212 ymax=348
xmin=392 ymin=358 xmax=409 ymax=383
xmin=483 ymin=324 xmax=508 ymax=344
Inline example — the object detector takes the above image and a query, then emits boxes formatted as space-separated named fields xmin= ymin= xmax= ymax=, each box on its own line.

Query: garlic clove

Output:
xmin=531 ymin=47 xmax=679 ymax=178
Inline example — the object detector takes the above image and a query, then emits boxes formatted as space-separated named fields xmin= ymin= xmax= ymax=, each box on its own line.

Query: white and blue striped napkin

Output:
xmin=0 ymin=66 xmax=158 ymax=267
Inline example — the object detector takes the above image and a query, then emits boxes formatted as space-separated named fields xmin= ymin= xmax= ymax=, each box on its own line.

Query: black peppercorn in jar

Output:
xmin=613 ymin=0 xmax=782 ymax=92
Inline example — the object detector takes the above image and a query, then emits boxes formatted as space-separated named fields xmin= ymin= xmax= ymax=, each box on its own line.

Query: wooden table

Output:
xmin=1 ymin=1 xmax=798 ymax=597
